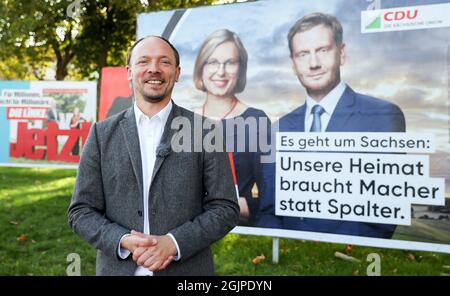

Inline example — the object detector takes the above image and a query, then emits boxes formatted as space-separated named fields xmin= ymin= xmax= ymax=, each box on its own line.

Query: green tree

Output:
xmin=73 ymin=0 xmax=218 ymax=81
xmin=48 ymin=93 xmax=85 ymax=115
xmin=0 ymin=0 xmax=77 ymax=80
xmin=0 ymin=0 xmax=219 ymax=81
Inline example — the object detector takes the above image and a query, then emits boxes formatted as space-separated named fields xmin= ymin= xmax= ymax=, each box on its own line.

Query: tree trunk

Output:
xmin=55 ymin=59 xmax=67 ymax=80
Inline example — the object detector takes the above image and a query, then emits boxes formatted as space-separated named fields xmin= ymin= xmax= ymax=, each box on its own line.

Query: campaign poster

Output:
xmin=130 ymin=0 xmax=450 ymax=253
xmin=0 ymin=81 xmax=97 ymax=168
xmin=98 ymin=67 xmax=132 ymax=121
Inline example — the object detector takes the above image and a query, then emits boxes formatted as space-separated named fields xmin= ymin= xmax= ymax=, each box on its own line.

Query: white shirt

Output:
xmin=304 ymin=81 xmax=346 ymax=132
xmin=118 ymin=100 xmax=181 ymax=276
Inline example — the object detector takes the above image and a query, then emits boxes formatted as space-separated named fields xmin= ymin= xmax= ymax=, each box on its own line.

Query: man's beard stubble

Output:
xmin=142 ymin=93 xmax=165 ymax=103
xmin=131 ymin=81 xmax=169 ymax=103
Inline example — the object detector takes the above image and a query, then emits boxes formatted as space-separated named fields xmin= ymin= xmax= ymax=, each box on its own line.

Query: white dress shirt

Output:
xmin=304 ymin=81 xmax=346 ymax=132
xmin=118 ymin=100 xmax=181 ymax=276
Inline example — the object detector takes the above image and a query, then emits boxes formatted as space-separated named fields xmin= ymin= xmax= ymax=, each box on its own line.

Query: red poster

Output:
xmin=99 ymin=67 xmax=132 ymax=121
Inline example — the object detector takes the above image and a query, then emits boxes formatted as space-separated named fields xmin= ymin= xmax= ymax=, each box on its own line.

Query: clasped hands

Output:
xmin=121 ymin=230 xmax=176 ymax=272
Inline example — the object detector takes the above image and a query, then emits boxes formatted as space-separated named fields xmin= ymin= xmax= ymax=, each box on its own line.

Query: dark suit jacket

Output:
xmin=68 ymin=102 xmax=239 ymax=275
xmin=257 ymin=86 xmax=405 ymax=238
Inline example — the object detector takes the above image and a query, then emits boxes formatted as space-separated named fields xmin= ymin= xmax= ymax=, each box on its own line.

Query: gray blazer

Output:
xmin=68 ymin=102 xmax=239 ymax=276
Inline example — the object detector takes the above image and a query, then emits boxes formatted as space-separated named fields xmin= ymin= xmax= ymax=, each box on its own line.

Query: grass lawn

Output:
xmin=1 ymin=167 xmax=449 ymax=276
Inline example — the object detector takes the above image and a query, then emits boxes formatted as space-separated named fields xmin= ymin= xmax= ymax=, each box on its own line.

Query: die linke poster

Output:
xmin=0 ymin=81 xmax=97 ymax=168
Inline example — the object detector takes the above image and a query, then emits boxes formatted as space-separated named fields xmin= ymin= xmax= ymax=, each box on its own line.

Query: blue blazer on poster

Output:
xmin=257 ymin=86 xmax=406 ymax=238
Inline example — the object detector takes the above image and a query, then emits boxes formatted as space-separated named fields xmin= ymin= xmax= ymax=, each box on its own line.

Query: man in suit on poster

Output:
xmin=68 ymin=36 xmax=239 ymax=275
xmin=257 ymin=12 xmax=405 ymax=238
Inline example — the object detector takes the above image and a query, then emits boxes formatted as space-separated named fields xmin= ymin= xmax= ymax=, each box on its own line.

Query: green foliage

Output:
xmin=0 ymin=0 xmax=72 ymax=80
xmin=0 ymin=54 xmax=49 ymax=80
xmin=69 ymin=0 xmax=148 ymax=80
xmin=0 ymin=167 xmax=449 ymax=276
xmin=47 ymin=93 xmax=85 ymax=114
xmin=0 ymin=168 xmax=96 ymax=275
xmin=213 ymin=235 xmax=450 ymax=275
xmin=0 ymin=0 xmax=217 ymax=81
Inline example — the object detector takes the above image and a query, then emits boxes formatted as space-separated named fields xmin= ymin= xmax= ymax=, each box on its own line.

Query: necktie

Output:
xmin=310 ymin=105 xmax=325 ymax=132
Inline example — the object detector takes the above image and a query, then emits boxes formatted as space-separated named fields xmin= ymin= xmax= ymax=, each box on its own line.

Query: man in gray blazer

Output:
xmin=68 ymin=36 xmax=239 ymax=276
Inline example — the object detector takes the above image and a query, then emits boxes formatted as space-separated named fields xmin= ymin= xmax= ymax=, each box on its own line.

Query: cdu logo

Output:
xmin=365 ymin=9 xmax=419 ymax=30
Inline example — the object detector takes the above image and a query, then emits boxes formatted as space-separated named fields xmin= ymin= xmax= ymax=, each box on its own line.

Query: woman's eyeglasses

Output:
xmin=204 ymin=59 xmax=239 ymax=74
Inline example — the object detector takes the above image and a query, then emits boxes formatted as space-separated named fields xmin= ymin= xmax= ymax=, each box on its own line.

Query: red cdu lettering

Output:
xmin=407 ymin=10 xmax=418 ymax=20
xmin=384 ymin=9 xmax=418 ymax=21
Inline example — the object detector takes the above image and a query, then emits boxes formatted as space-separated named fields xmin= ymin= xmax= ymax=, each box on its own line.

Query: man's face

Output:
xmin=291 ymin=25 xmax=345 ymax=101
xmin=127 ymin=37 xmax=180 ymax=104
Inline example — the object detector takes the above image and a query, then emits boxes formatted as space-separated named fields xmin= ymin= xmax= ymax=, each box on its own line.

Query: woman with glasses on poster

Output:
xmin=193 ymin=29 xmax=271 ymax=226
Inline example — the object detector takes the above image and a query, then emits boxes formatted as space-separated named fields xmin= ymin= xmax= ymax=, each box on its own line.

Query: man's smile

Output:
xmin=144 ymin=79 xmax=164 ymax=85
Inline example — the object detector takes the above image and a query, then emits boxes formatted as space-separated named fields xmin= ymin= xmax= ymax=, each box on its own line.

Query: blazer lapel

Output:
xmin=326 ymin=86 xmax=357 ymax=132
xmin=281 ymin=104 xmax=306 ymax=132
xmin=296 ymin=105 xmax=306 ymax=132
xmin=120 ymin=108 xmax=144 ymax=200
xmin=151 ymin=101 xmax=182 ymax=185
